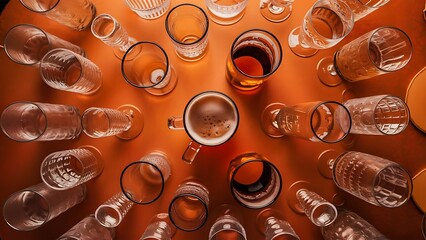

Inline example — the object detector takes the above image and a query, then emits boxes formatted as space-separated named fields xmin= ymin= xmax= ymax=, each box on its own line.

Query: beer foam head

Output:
xmin=184 ymin=92 xmax=238 ymax=146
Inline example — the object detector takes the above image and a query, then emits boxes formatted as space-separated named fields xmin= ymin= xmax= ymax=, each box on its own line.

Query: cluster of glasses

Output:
xmin=1 ymin=0 xmax=417 ymax=239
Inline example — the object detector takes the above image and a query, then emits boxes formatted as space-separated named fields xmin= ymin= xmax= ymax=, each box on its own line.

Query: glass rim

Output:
xmin=209 ymin=217 xmax=247 ymax=239
xmin=367 ymin=26 xmax=413 ymax=72
xmin=372 ymin=95 xmax=410 ymax=135
xmin=91 ymin=14 xmax=119 ymax=40
xmin=182 ymin=91 xmax=239 ymax=146
xmin=165 ymin=3 xmax=209 ymax=46
xmin=229 ymin=158 xmax=282 ymax=209
xmin=19 ymin=0 xmax=60 ymax=13
xmin=120 ymin=160 xmax=165 ymax=204
xmin=230 ymin=28 xmax=283 ymax=79
xmin=309 ymin=101 xmax=352 ymax=143
xmin=309 ymin=201 xmax=337 ymax=226
xmin=94 ymin=203 xmax=124 ymax=227
xmin=168 ymin=192 xmax=209 ymax=231
xmin=121 ymin=41 xmax=170 ymax=89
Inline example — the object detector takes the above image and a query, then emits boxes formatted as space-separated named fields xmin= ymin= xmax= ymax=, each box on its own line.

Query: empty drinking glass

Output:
xmin=261 ymin=101 xmax=351 ymax=143
xmin=209 ymin=204 xmax=247 ymax=240
xmin=168 ymin=180 xmax=209 ymax=231
xmin=288 ymin=0 xmax=354 ymax=57
xmin=120 ymin=151 xmax=171 ymax=204
xmin=95 ymin=192 xmax=134 ymax=228
xmin=121 ymin=41 xmax=178 ymax=96
xmin=58 ymin=215 xmax=116 ymax=240
xmin=40 ymin=48 xmax=102 ymax=95
xmin=4 ymin=24 xmax=85 ymax=66
xmin=342 ymin=0 xmax=390 ymax=21
xmin=228 ymin=153 xmax=282 ymax=209
xmin=226 ymin=29 xmax=282 ymax=91
xmin=343 ymin=95 xmax=409 ymax=135
xmin=317 ymin=27 xmax=413 ymax=87
xmin=204 ymin=0 xmax=248 ymax=25
xmin=40 ymin=146 xmax=103 ymax=190
xmin=256 ymin=209 xmax=300 ymax=240
xmin=168 ymin=91 xmax=239 ymax=164
xmin=260 ymin=0 xmax=295 ymax=23
xmin=165 ymin=4 xmax=209 ymax=62
xmin=91 ymin=14 xmax=138 ymax=59
xmin=3 ymin=183 xmax=86 ymax=231
xmin=124 ymin=0 xmax=171 ymax=19
xmin=139 ymin=213 xmax=176 ymax=240
xmin=19 ymin=0 xmax=96 ymax=31
xmin=1 ymin=101 xmax=81 ymax=142
xmin=82 ymin=105 xmax=143 ymax=140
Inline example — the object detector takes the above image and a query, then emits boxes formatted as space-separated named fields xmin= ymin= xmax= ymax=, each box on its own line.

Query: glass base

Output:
xmin=288 ymin=27 xmax=318 ymax=58
xmin=317 ymin=149 xmax=340 ymax=179
xmin=144 ymin=66 xmax=178 ymax=96
xmin=255 ymin=208 xmax=284 ymax=234
xmin=207 ymin=8 xmax=245 ymax=26
xmin=116 ymin=105 xmax=144 ymax=140
xmin=260 ymin=3 xmax=292 ymax=23
xmin=317 ymin=57 xmax=342 ymax=87
xmin=261 ymin=103 xmax=285 ymax=138
xmin=176 ymin=45 xmax=208 ymax=62
xmin=286 ymin=181 xmax=313 ymax=214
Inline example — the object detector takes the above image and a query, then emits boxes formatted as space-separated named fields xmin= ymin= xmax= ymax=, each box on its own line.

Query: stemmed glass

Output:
xmin=288 ymin=0 xmax=354 ymax=57
xmin=260 ymin=0 xmax=295 ymax=23
xmin=317 ymin=27 xmax=413 ymax=87
xmin=256 ymin=209 xmax=300 ymax=240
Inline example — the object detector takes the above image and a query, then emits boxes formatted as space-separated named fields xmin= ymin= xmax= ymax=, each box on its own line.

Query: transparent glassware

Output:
xmin=95 ymin=192 xmax=134 ymax=228
xmin=1 ymin=101 xmax=82 ymax=142
xmin=82 ymin=105 xmax=143 ymax=140
xmin=209 ymin=204 xmax=247 ymax=240
xmin=256 ymin=209 xmax=300 ymax=240
xmin=261 ymin=101 xmax=351 ymax=143
xmin=4 ymin=24 xmax=85 ymax=66
xmin=124 ymin=0 xmax=171 ymax=20
xmin=120 ymin=151 xmax=171 ymax=204
xmin=204 ymin=0 xmax=248 ymax=25
xmin=57 ymin=215 xmax=116 ymax=240
xmin=317 ymin=27 xmax=413 ymax=87
xmin=342 ymin=0 xmax=390 ymax=21
xmin=321 ymin=208 xmax=389 ymax=240
xmin=40 ymin=146 xmax=103 ymax=190
xmin=91 ymin=14 xmax=138 ymax=60
xmin=40 ymin=48 xmax=102 ymax=95
xmin=288 ymin=0 xmax=354 ymax=57
xmin=343 ymin=95 xmax=409 ymax=135
xmin=260 ymin=0 xmax=294 ymax=23
xmin=3 ymin=183 xmax=86 ymax=231
xmin=139 ymin=213 xmax=176 ymax=240
xmin=228 ymin=153 xmax=282 ymax=209
xmin=168 ymin=91 xmax=239 ymax=164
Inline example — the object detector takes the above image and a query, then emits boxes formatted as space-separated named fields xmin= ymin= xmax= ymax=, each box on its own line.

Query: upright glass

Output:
xmin=317 ymin=27 xmax=413 ymax=86
xmin=260 ymin=0 xmax=295 ymax=23
xmin=226 ymin=29 xmax=282 ymax=91
xmin=168 ymin=91 xmax=239 ymax=164
xmin=58 ymin=215 xmax=116 ymax=240
xmin=139 ymin=213 xmax=176 ymax=240
xmin=3 ymin=183 xmax=86 ymax=231
xmin=288 ymin=0 xmax=354 ymax=57
xmin=95 ymin=192 xmax=134 ymax=228
xmin=1 ymin=101 xmax=81 ymax=142
xmin=204 ymin=0 xmax=248 ymax=25
xmin=124 ymin=0 xmax=171 ymax=19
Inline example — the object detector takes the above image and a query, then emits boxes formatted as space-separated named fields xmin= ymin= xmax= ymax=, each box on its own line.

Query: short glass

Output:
xmin=168 ymin=91 xmax=239 ymax=164
xmin=19 ymin=0 xmax=96 ymax=31
xmin=1 ymin=101 xmax=81 ymax=142
xmin=58 ymin=215 xmax=116 ymax=240
xmin=40 ymin=48 xmax=102 ymax=95
xmin=204 ymin=0 xmax=248 ymax=25
xmin=40 ymin=146 xmax=103 ymax=190
xmin=168 ymin=180 xmax=209 ymax=231
xmin=95 ymin=192 xmax=134 ymax=228
xmin=261 ymin=101 xmax=351 ymax=143
xmin=228 ymin=153 xmax=282 ymax=209
xmin=4 ymin=24 xmax=85 ymax=66
xmin=165 ymin=4 xmax=209 ymax=62
xmin=139 ymin=213 xmax=176 ymax=240
xmin=3 ymin=183 xmax=86 ymax=231
xmin=317 ymin=27 xmax=413 ymax=87
xmin=209 ymin=204 xmax=247 ymax=240
xmin=121 ymin=41 xmax=178 ymax=96
xmin=124 ymin=0 xmax=171 ymax=19
xmin=343 ymin=95 xmax=409 ymax=135
xmin=256 ymin=209 xmax=300 ymax=240
xmin=120 ymin=151 xmax=171 ymax=204
xmin=226 ymin=29 xmax=282 ymax=91
xmin=260 ymin=0 xmax=295 ymax=23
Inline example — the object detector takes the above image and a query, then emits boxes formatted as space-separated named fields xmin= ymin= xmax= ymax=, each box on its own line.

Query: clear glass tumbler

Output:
xmin=204 ymin=0 xmax=248 ymax=25
xmin=342 ymin=0 xmax=390 ymax=21
xmin=3 ymin=183 xmax=86 ymax=231
xmin=256 ymin=209 xmax=300 ymax=240
xmin=1 ymin=101 xmax=81 ymax=142
xmin=260 ymin=0 xmax=295 ymax=23
xmin=40 ymin=146 xmax=103 ymax=190
xmin=58 ymin=215 xmax=116 ymax=240
xmin=4 ymin=24 xmax=85 ymax=66
xmin=124 ymin=0 xmax=171 ymax=19
xmin=95 ymin=192 xmax=134 ymax=228
xmin=40 ymin=48 xmax=102 ymax=95
xmin=139 ymin=213 xmax=176 ymax=240
xmin=295 ymin=188 xmax=337 ymax=226
xmin=209 ymin=204 xmax=247 ymax=240
xmin=19 ymin=0 xmax=96 ymax=31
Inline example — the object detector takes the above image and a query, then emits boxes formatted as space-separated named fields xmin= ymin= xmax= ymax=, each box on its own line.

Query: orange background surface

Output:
xmin=0 ymin=0 xmax=426 ymax=239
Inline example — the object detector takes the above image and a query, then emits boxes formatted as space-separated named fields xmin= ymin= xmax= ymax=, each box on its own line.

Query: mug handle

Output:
xmin=168 ymin=116 xmax=184 ymax=130
xmin=182 ymin=141 xmax=202 ymax=164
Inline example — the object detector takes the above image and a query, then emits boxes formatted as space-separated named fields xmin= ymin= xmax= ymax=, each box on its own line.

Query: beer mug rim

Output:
xmin=168 ymin=192 xmax=209 ymax=231
xmin=120 ymin=160 xmax=166 ymax=204
xmin=165 ymin=3 xmax=209 ymax=46
xmin=230 ymin=28 xmax=282 ymax=79
xmin=182 ymin=91 xmax=239 ymax=146
xmin=121 ymin=41 xmax=171 ymax=89
xmin=19 ymin=0 xmax=60 ymax=13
